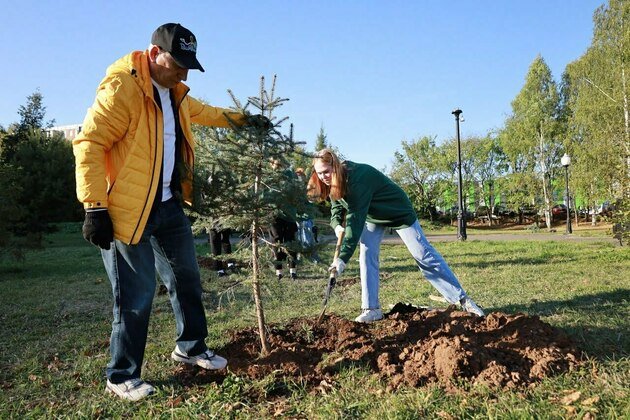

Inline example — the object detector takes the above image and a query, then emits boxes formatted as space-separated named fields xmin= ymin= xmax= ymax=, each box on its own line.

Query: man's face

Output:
xmin=150 ymin=48 xmax=189 ymax=88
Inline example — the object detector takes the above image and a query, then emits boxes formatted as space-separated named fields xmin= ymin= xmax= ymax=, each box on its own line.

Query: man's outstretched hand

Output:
xmin=245 ymin=114 xmax=272 ymax=131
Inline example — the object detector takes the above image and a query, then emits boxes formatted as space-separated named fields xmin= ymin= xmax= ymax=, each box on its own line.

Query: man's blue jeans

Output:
xmin=101 ymin=198 xmax=207 ymax=383
xmin=358 ymin=220 xmax=467 ymax=309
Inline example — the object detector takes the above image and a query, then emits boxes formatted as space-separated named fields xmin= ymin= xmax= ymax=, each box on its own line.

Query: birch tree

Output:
xmin=561 ymin=0 xmax=629 ymax=227
xmin=390 ymin=136 xmax=448 ymax=220
xmin=501 ymin=56 xmax=562 ymax=230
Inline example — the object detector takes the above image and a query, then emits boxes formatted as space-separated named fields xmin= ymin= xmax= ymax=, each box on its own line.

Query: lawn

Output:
xmin=1 ymin=223 xmax=628 ymax=418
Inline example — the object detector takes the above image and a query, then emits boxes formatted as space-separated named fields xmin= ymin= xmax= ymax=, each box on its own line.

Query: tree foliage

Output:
xmin=0 ymin=91 xmax=80 ymax=254
xmin=500 ymin=56 xmax=562 ymax=230
xmin=390 ymin=136 xmax=449 ymax=220
xmin=18 ymin=89 xmax=55 ymax=131
xmin=189 ymin=76 xmax=308 ymax=353
xmin=315 ymin=125 xmax=328 ymax=151
xmin=561 ymin=0 xmax=629 ymax=226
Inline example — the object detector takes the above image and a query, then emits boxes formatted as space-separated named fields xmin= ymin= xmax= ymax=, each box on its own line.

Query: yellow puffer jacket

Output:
xmin=73 ymin=50 xmax=244 ymax=245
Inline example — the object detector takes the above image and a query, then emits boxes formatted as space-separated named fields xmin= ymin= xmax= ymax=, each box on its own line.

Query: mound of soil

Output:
xmin=181 ymin=307 xmax=580 ymax=392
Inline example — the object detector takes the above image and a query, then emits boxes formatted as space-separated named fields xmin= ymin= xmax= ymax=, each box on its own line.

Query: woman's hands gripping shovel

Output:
xmin=317 ymin=224 xmax=345 ymax=323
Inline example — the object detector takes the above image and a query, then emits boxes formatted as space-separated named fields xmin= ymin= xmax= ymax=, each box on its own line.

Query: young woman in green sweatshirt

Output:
xmin=308 ymin=149 xmax=484 ymax=322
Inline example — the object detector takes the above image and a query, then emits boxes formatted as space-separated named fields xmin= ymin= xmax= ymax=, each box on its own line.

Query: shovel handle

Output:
xmin=317 ymin=225 xmax=345 ymax=323
xmin=331 ymin=228 xmax=345 ymax=274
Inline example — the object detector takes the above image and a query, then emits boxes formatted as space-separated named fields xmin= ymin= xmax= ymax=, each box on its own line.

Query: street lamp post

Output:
xmin=452 ymin=109 xmax=467 ymax=241
xmin=488 ymin=180 xmax=494 ymax=226
xmin=561 ymin=153 xmax=572 ymax=234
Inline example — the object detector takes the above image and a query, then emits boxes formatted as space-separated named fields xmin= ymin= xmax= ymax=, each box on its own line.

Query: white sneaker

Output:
xmin=171 ymin=346 xmax=228 ymax=370
xmin=106 ymin=378 xmax=155 ymax=401
xmin=354 ymin=308 xmax=383 ymax=323
xmin=460 ymin=297 xmax=485 ymax=316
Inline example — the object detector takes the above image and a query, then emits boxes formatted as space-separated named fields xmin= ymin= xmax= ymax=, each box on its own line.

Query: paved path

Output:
xmin=196 ymin=232 xmax=618 ymax=246
xmin=319 ymin=232 xmax=619 ymax=245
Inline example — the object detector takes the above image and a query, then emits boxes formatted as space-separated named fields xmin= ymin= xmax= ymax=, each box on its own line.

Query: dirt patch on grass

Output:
xmin=178 ymin=306 xmax=580 ymax=394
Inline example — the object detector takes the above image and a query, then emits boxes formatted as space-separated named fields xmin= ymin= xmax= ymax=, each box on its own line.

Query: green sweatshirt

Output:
xmin=331 ymin=161 xmax=417 ymax=263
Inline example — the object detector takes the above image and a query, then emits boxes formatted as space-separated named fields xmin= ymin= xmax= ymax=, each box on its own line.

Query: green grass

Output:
xmin=1 ymin=225 xmax=628 ymax=418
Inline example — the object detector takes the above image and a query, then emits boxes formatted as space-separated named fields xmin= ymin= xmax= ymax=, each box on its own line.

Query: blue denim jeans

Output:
xmin=101 ymin=198 xmax=207 ymax=383
xmin=358 ymin=220 xmax=467 ymax=309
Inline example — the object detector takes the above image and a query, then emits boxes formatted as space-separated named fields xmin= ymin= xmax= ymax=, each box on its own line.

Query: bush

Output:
xmin=0 ymin=129 xmax=82 ymax=245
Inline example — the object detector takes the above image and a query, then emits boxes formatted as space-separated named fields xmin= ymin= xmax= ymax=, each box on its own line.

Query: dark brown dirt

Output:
xmin=177 ymin=306 xmax=581 ymax=394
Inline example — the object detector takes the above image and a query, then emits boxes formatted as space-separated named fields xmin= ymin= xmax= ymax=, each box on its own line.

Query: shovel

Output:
xmin=317 ymin=228 xmax=345 ymax=323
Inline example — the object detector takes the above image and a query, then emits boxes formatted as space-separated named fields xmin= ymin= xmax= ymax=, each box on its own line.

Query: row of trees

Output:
xmin=390 ymin=0 xmax=628 ymax=232
xmin=389 ymin=135 xmax=503 ymax=223
xmin=1 ymin=2 xmax=626 ymax=254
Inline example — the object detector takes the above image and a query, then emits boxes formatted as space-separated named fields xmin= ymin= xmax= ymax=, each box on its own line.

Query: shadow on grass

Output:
xmin=447 ymin=255 xmax=578 ymax=269
xmin=380 ymin=254 xmax=572 ymax=274
xmin=491 ymin=289 xmax=630 ymax=360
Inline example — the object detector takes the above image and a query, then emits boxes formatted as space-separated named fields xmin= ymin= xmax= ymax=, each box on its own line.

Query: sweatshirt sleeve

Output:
xmin=338 ymin=187 xmax=373 ymax=263
xmin=330 ymin=199 xmax=345 ymax=229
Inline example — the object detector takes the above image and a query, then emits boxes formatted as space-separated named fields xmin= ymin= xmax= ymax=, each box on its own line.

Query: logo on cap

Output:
xmin=180 ymin=36 xmax=197 ymax=53
xmin=151 ymin=23 xmax=204 ymax=72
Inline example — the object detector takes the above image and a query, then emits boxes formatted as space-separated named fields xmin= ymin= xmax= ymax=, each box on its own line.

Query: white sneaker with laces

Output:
xmin=354 ymin=308 xmax=383 ymax=323
xmin=460 ymin=297 xmax=485 ymax=316
xmin=106 ymin=378 xmax=155 ymax=401
xmin=171 ymin=346 xmax=228 ymax=370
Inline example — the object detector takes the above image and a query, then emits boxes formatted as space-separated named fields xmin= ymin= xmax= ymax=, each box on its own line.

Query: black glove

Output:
xmin=82 ymin=209 xmax=114 ymax=250
xmin=245 ymin=114 xmax=272 ymax=131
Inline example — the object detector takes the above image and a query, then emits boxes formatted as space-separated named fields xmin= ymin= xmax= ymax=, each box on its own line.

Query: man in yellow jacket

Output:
xmin=73 ymin=23 xmax=267 ymax=401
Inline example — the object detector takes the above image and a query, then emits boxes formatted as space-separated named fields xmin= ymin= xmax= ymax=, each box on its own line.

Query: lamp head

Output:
xmin=561 ymin=153 xmax=571 ymax=167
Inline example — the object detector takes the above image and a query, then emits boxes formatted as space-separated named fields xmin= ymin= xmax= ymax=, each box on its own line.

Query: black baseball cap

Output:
xmin=151 ymin=23 xmax=205 ymax=72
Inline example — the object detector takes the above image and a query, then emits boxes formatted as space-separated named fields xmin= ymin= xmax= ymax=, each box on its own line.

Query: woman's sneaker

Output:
xmin=106 ymin=378 xmax=155 ymax=401
xmin=354 ymin=308 xmax=383 ymax=323
xmin=171 ymin=346 xmax=228 ymax=370
xmin=460 ymin=297 xmax=485 ymax=316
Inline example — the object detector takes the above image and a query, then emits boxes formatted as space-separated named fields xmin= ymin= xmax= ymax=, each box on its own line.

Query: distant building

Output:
xmin=46 ymin=124 xmax=82 ymax=141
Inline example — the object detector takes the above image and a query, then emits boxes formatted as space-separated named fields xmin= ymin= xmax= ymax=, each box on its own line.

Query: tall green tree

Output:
xmin=466 ymin=135 xmax=507 ymax=225
xmin=390 ymin=136 xmax=448 ymax=220
xmin=314 ymin=125 xmax=328 ymax=151
xmin=0 ymin=91 xmax=79 ymax=249
xmin=501 ymin=56 xmax=562 ymax=230
xmin=17 ymin=89 xmax=54 ymax=131
xmin=2 ymin=90 xmax=55 ymax=162
xmin=439 ymin=136 xmax=480 ymax=218
xmin=561 ymin=0 xmax=629 ymax=226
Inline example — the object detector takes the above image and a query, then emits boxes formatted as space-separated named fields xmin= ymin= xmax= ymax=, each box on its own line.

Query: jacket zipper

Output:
xmin=176 ymin=88 xmax=191 ymax=187
xmin=129 ymin=100 xmax=160 ymax=243
xmin=176 ymin=88 xmax=190 ymax=154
